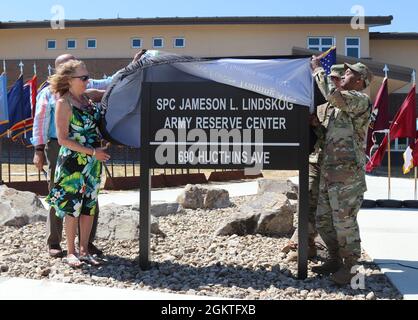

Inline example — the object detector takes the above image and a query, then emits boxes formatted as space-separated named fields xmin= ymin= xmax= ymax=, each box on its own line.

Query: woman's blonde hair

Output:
xmin=49 ymin=60 xmax=86 ymax=97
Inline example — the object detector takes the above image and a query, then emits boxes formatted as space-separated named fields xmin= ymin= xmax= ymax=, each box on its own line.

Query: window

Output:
xmin=392 ymin=138 xmax=410 ymax=152
xmin=131 ymin=38 xmax=142 ymax=49
xmin=47 ymin=39 xmax=56 ymax=50
xmin=346 ymin=37 xmax=360 ymax=58
xmin=153 ymin=37 xmax=164 ymax=48
xmin=86 ymin=39 xmax=97 ymax=49
xmin=67 ymin=39 xmax=77 ymax=49
xmin=307 ymin=37 xmax=335 ymax=52
xmin=174 ymin=37 xmax=185 ymax=48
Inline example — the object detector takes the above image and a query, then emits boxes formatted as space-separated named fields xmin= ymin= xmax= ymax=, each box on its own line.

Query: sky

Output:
xmin=0 ymin=0 xmax=417 ymax=32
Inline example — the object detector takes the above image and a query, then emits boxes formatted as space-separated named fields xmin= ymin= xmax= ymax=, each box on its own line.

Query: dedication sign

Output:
xmin=140 ymin=80 xmax=310 ymax=279
xmin=146 ymin=83 xmax=307 ymax=171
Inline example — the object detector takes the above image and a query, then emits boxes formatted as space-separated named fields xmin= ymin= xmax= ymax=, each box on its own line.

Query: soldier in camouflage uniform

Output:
xmin=283 ymin=67 xmax=343 ymax=262
xmin=310 ymin=57 xmax=373 ymax=285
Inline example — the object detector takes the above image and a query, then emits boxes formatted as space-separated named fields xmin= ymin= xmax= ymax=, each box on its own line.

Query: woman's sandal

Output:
xmin=79 ymin=255 xmax=102 ymax=266
xmin=64 ymin=254 xmax=83 ymax=268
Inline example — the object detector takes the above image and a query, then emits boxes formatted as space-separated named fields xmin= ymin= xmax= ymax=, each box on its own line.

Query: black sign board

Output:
xmin=140 ymin=76 xmax=310 ymax=279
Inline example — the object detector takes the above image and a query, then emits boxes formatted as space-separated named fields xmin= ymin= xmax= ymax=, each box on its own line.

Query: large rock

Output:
xmin=131 ymin=201 xmax=181 ymax=217
xmin=0 ymin=185 xmax=47 ymax=227
xmin=255 ymin=194 xmax=295 ymax=236
xmin=215 ymin=212 xmax=260 ymax=236
xmin=177 ymin=184 xmax=231 ymax=210
xmin=96 ymin=203 xmax=165 ymax=240
xmin=215 ymin=193 xmax=294 ymax=237
xmin=257 ymin=178 xmax=298 ymax=200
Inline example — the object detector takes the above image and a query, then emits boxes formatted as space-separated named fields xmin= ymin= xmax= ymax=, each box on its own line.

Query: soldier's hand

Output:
xmin=310 ymin=55 xmax=322 ymax=71
xmin=33 ymin=151 xmax=46 ymax=171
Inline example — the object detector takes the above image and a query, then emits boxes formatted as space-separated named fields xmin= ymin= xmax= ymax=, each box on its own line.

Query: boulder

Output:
xmin=96 ymin=203 xmax=165 ymax=240
xmin=257 ymin=178 xmax=298 ymax=200
xmin=177 ymin=184 xmax=231 ymax=210
xmin=131 ymin=201 xmax=181 ymax=217
xmin=215 ymin=192 xmax=294 ymax=237
xmin=215 ymin=212 xmax=260 ymax=236
xmin=256 ymin=194 xmax=295 ymax=236
xmin=0 ymin=185 xmax=47 ymax=228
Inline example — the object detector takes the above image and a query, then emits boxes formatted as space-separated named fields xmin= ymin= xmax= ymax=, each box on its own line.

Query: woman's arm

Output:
xmin=55 ymin=98 xmax=95 ymax=156
xmin=85 ymin=89 xmax=105 ymax=103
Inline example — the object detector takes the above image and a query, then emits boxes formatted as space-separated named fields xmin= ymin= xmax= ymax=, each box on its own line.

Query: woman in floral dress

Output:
xmin=46 ymin=60 xmax=110 ymax=267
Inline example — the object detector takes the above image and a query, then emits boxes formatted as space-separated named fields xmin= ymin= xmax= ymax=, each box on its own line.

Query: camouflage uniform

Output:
xmin=313 ymin=64 xmax=372 ymax=263
xmin=290 ymin=65 xmax=343 ymax=246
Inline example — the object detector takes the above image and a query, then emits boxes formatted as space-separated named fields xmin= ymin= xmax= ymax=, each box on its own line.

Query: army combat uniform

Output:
xmin=284 ymin=67 xmax=342 ymax=261
xmin=312 ymin=63 xmax=372 ymax=283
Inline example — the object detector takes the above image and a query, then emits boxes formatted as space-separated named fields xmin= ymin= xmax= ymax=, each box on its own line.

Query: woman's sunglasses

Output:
xmin=72 ymin=75 xmax=90 ymax=82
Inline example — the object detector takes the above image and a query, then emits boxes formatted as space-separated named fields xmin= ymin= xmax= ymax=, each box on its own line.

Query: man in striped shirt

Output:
xmin=32 ymin=52 xmax=144 ymax=258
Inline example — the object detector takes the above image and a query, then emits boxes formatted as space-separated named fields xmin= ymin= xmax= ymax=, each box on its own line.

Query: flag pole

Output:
xmin=388 ymin=129 xmax=391 ymax=199
xmin=18 ymin=61 xmax=24 ymax=75
xmin=383 ymin=65 xmax=389 ymax=79
xmin=415 ymin=167 xmax=417 ymax=201
xmin=385 ymin=65 xmax=391 ymax=199
xmin=413 ymin=70 xmax=417 ymax=200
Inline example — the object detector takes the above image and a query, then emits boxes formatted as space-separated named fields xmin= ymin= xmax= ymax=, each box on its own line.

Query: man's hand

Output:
xmin=310 ymin=55 xmax=322 ymax=71
xmin=132 ymin=49 xmax=147 ymax=63
xmin=33 ymin=150 xmax=46 ymax=171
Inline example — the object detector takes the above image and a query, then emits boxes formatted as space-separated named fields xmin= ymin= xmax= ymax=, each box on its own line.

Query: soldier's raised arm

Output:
xmin=327 ymin=89 xmax=371 ymax=117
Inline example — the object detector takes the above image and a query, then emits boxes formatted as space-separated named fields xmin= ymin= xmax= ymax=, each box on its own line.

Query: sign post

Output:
xmin=139 ymin=79 xmax=310 ymax=279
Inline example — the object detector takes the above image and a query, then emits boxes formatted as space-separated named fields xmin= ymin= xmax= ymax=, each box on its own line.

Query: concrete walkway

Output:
xmin=3 ymin=176 xmax=418 ymax=300
xmin=0 ymin=277 xmax=222 ymax=300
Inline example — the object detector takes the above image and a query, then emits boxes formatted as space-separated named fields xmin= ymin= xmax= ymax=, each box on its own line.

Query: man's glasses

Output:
xmin=72 ymin=75 xmax=90 ymax=82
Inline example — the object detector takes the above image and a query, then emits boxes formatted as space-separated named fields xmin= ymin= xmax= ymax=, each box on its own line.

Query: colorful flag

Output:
xmin=403 ymin=143 xmax=414 ymax=174
xmin=9 ymin=76 xmax=37 ymax=137
xmin=0 ymin=75 xmax=24 ymax=138
xmin=366 ymin=85 xmax=417 ymax=173
xmin=0 ymin=73 xmax=8 ymax=125
xmin=320 ymin=47 xmax=337 ymax=76
xmin=366 ymin=78 xmax=389 ymax=159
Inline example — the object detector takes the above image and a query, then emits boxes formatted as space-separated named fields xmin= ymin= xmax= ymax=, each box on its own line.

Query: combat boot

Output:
xmin=330 ymin=257 xmax=358 ymax=286
xmin=311 ymin=256 xmax=342 ymax=275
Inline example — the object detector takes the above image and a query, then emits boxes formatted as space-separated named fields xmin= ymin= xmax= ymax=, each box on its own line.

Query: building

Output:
xmin=0 ymin=15 xmax=417 ymax=158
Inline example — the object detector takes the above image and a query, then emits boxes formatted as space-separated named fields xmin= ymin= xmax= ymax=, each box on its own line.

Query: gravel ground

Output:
xmin=0 ymin=196 xmax=402 ymax=300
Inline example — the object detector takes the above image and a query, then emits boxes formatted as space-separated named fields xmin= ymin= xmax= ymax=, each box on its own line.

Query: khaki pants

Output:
xmin=45 ymin=139 xmax=99 ymax=247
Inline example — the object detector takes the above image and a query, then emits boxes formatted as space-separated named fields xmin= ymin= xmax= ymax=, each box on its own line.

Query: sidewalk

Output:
xmin=0 ymin=277 xmax=221 ymax=300
xmin=358 ymin=175 xmax=418 ymax=300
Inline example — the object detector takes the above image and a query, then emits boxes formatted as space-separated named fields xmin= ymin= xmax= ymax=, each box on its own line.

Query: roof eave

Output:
xmin=0 ymin=16 xmax=393 ymax=29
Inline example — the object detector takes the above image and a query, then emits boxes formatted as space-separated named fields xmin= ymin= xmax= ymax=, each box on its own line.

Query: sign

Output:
xmin=139 ymin=80 xmax=310 ymax=279
xmin=148 ymin=83 xmax=307 ymax=171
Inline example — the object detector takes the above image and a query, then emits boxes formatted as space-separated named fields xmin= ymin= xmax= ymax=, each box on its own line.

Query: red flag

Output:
xmin=366 ymin=78 xmax=389 ymax=158
xmin=366 ymin=85 xmax=417 ymax=173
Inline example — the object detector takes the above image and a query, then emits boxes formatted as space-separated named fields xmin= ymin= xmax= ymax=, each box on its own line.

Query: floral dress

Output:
xmin=46 ymin=100 xmax=103 ymax=219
